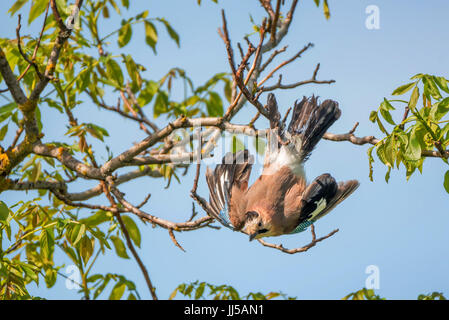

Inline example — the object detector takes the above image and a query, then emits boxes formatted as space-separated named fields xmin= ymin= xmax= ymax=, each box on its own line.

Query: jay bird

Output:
xmin=206 ymin=94 xmax=359 ymax=241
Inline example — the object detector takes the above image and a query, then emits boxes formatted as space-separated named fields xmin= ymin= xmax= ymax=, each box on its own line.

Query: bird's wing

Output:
xmin=289 ymin=174 xmax=359 ymax=234
xmin=205 ymin=150 xmax=253 ymax=230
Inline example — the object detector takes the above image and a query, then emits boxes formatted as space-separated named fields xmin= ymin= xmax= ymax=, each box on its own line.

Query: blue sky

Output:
xmin=1 ymin=0 xmax=449 ymax=299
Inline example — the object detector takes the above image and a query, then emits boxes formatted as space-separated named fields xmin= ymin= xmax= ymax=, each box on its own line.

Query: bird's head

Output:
xmin=243 ymin=211 xmax=273 ymax=241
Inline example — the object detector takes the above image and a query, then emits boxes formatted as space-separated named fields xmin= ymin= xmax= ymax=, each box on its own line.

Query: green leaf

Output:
xmin=135 ymin=10 xmax=149 ymax=20
xmin=195 ymin=72 xmax=228 ymax=94
xmin=423 ymin=75 xmax=442 ymax=100
xmin=94 ymin=276 xmax=111 ymax=299
xmin=376 ymin=143 xmax=387 ymax=165
xmin=62 ymin=244 xmax=79 ymax=265
xmin=153 ymin=91 xmax=168 ymax=117
xmin=87 ymin=274 xmax=103 ymax=284
xmin=376 ymin=117 xmax=388 ymax=135
xmin=110 ymin=235 xmax=129 ymax=259
xmin=118 ymin=22 xmax=132 ymax=47
xmin=195 ymin=282 xmax=206 ymax=299
xmin=45 ymin=268 xmax=57 ymax=288
xmin=28 ymin=0 xmax=47 ymax=24
xmin=406 ymin=128 xmax=422 ymax=161
xmin=432 ymin=97 xmax=449 ymax=121
xmin=86 ymin=123 xmax=109 ymax=141
xmin=69 ymin=223 xmax=86 ymax=246
xmin=125 ymin=55 xmax=141 ymax=88
xmin=185 ymin=284 xmax=194 ymax=297
xmin=158 ymin=18 xmax=180 ymax=47
xmin=76 ymin=68 xmax=91 ymax=93
xmin=323 ymin=0 xmax=330 ymax=19
xmin=80 ymin=235 xmax=93 ymax=264
xmin=144 ymin=21 xmax=158 ymax=53
xmin=439 ymin=122 xmax=449 ymax=140
xmin=380 ymin=108 xmax=395 ymax=125
xmin=369 ymin=110 xmax=378 ymax=123
xmin=106 ymin=59 xmax=124 ymax=88
xmin=381 ymin=98 xmax=395 ymax=111
xmin=81 ymin=210 xmax=111 ymax=227
xmin=384 ymin=137 xmax=396 ymax=167
xmin=385 ymin=166 xmax=391 ymax=183
xmin=367 ymin=146 xmax=375 ymax=181
xmin=169 ymin=288 xmax=178 ymax=300
xmin=0 ymin=124 xmax=8 ymax=141
xmin=30 ymin=161 xmax=42 ymax=183
xmin=40 ymin=229 xmax=54 ymax=259
xmin=392 ymin=82 xmax=416 ymax=96
xmin=0 ymin=103 xmax=16 ymax=115
xmin=206 ymin=92 xmax=223 ymax=117
xmin=433 ymin=76 xmax=449 ymax=94
xmin=0 ymin=201 xmax=9 ymax=222
xmin=224 ymin=79 xmax=232 ymax=102
xmin=21 ymin=263 xmax=38 ymax=282
xmin=8 ymin=0 xmax=29 ymax=16
xmin=0 ymin=102 xmax=17 ymax=122
xmin=121 ymin=215 xmax=141 ymax=248
xmin=408 ymin=86 xmax=419 ymax=111
xmin=109 ymin=282 xmax=126 ymax=300
xmin=121 ymin=0 xmax=129 ymax=8
xmin=411 ymin=73 xmax=424 ymax=80
xmin=444 ymin=170 xmax=449 ymax=194
xmin=138 ymin=81 xmax=159 ymax=106
xmin=183 ymin=95 xmax=200 ymax=107
xmin=266 ymin=292 xmax=281 ymax=300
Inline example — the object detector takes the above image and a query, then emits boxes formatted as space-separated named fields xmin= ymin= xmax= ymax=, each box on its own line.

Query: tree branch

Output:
xmin=29 ymin=0 xmax=84 ymax=101
xmin=0 ymin=47 xmax=27 ymax=105
xmin=257 ymin=225 xmax=339 ymax=254
xmin=100 ymin=181 xmax=158 ymax=300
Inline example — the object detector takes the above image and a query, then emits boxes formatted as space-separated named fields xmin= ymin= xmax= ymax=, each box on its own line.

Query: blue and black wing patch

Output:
xmin=290 ymin=174 xmax=359 ymax=234
xmin=205 ymin=150 xmax=253 ymax=230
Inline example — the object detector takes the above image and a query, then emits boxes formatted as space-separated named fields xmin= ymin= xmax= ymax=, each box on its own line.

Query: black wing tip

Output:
xmin=341 ymin=179 xmax=360 ymax=189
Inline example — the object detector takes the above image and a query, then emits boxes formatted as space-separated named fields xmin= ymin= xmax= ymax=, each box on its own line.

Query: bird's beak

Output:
xmin=249 ymin=232 xmax=257 ymax=242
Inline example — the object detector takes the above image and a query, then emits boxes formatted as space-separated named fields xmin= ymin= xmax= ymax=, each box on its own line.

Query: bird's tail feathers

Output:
xmin=287 ymin=96 xmax=341 ymax=162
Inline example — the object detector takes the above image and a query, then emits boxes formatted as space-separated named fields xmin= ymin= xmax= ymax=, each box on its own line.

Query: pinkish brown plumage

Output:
xmin=205 ymin=94 xmax=359 ymax=241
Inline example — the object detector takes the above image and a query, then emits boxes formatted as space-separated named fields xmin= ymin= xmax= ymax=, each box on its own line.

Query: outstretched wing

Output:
xmin=290 ymin=174 xmax=359 ymax=234
xmin=205 ymin=150 xmax=253 ymax=230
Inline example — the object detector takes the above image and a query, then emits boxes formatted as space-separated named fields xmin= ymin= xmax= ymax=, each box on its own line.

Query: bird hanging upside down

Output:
xmin=205 ymin=94 xmax=359 ymax=241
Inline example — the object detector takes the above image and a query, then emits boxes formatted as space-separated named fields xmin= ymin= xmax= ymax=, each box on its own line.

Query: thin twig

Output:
xmin=258 ymin=43 xmax=314 ymax=87
xmin=257 ymin=225 xmax=339 ymax=254
xmin=100 ymin=181 xmax=158 ymax=300
xmin=16 ymin=15 xmax=43 ymax=79
xmin=168 ymin=229 xmax=186 ymax=252
xmin=270 ymin=0 xmax=281 ymax=43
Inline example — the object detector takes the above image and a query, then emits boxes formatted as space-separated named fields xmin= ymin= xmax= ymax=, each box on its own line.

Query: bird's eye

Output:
xmin=258 ymin=222 xmax=262 ymax=227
